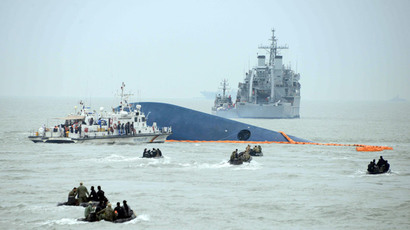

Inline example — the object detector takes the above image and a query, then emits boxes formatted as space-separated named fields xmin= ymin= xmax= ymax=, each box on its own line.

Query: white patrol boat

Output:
xmin=28 ymin=83 xmax=172 ymax=144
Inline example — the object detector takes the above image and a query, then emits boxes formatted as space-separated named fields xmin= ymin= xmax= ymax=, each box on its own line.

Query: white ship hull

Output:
xmin=28 ymin=133 xmax=170 ymax=144
xmin=214 ymin=101 xmax=300 ymax=119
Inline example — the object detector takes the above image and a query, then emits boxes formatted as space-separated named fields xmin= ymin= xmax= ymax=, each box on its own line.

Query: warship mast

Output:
xmin=258 ymin=29 xmax=288 ymax=102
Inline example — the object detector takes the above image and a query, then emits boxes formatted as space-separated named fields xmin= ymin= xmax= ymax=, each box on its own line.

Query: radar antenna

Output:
xmin=219 ymin=79 xmax=230 ymax=98
xmin=258 ymin=29 xmax=288 ymax=66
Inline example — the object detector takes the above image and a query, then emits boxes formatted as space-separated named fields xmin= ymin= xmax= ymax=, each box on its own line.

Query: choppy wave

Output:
xmin=40 ymin=218 xmax=86 ymax=226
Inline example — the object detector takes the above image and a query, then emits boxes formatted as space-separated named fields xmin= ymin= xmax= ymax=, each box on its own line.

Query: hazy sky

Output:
xmin=1 ymin=0 xmax=409 ymax=101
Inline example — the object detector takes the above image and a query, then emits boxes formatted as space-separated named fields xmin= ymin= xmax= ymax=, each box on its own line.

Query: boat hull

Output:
xmin=28 ymin=133 xmax=170 ymax=144
xmin=214 ymin=101 xmax=300 ymax=119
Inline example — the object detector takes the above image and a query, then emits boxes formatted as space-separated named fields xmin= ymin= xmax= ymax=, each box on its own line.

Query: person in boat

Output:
xmin=377 ymin=156 xmax=386 ymax=167
xmin=143 ymin=148 xmax=148 ymax=157
xmin=230 ymin=149 xmax=238 ymax=161
xmin=152 ymin=148 xmax=158 ymax=157
xmin=77 ymin=182 xmax=89 ymax=204
xmin=243 ymin=151 xmax=251 ymax=162
xmin=95 ymin=200 xmax=106 ymax=213
xmin=114 ymin=202 xmax=125 ymax=219
xmin=67 ymin=187 xmax=77 ymax=205
xmin=123 ymin=200 xmax=132 ymax=218
xmin=84 ymin=201 xmax=96 ymax=221
xmin=88 ymin=186 xmax=98 ymax=201
xmin=385 ymin=160 xmax=390 ymax=171
xmin=97 ymin=203 xmax=115 ymax=221
xmin=121 ymin=123 xmax=125 ymax=135
xmin=367 ymin=160 xmax=376 ymax=172
xmin=96 ymin=185 xmax=107 ymax=202
xmin=245 ymin=145 xmax=251 ymax=154
xmin=252 ymin=146 xmax=257 ymax=152
xmin=157 ymin=148 xmax=162 ymax=157
xmin=257 ymin=145 xmax=262 ymax=152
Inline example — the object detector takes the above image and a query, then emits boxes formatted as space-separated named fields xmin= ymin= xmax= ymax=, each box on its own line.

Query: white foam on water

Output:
xmin=40 ymin=218 xmax=86 ymax=226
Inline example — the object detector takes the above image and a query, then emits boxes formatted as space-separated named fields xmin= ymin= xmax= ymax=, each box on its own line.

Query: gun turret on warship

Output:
xmin=213 ymin=29 xmax=301 ymax=119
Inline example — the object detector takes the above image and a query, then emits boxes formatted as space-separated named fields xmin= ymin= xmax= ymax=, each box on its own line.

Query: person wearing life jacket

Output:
xmin=114 ymin=202 xmax=125 ymax=219
xmin=157 ymin=148 xmax=162 ymax=157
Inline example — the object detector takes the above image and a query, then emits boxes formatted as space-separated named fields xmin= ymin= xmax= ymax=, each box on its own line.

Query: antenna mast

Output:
xmin=258 ymin=29 xmax=288 ymax=67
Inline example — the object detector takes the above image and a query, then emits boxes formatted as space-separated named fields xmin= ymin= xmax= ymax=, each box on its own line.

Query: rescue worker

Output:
xmin=67 ymin=187 xmax=77 ymax=205
xmin=245 ymin=145 xmax=251 ymax=154
xmin=88 ymin=186 xmax=98 ymax=201
xmin=385 ymin=160 xmax=390 ymax=171
xmin=377 ymin=156 xmax=386 ymax=167
xmin=95 ymin=200 xmax=106 ymax=213
xmin=243 ymin=151 xmax=251 ymax=161
xmin=123 ymin=200 xmax=132 ymax=218
xmin=157 ymin=148 xmax=162 ymax=157
xmin=77 ymin=182 xmax=89 ymax=204
xmin=114 ymin=202 xmax=125 ymax=219
xmin=97 ymin=203 xmax=115 ymax=221
xmin=367 ymin=161 xmax=375 ymax=172
xmin=97 ymin=185 xmax=107 ymax=202
xmin=230 ymin=149 xmax=238 ymax=161
xmin=84 ymin=201 xmax=95 ymax=220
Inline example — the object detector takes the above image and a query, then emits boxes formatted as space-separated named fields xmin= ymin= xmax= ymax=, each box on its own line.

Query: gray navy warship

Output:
xmin=212 ymin=29 xmax=301 ymax=119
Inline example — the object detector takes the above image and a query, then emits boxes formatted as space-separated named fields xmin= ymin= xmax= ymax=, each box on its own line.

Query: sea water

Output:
xmin=0 ymin=97 xmax=409 ymax=230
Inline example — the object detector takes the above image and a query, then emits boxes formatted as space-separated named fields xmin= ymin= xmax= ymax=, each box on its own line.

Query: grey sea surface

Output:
xmin=0 ymin=97 xmax=409 ymax=229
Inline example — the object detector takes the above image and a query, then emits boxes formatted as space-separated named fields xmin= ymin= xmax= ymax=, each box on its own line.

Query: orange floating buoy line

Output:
xmin=165 ymin=131 xmax=393 ymax=152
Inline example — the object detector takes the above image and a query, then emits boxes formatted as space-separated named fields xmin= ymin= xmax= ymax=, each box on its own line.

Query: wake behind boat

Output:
xmin=28 ymin=83 xmax=172 ymax=144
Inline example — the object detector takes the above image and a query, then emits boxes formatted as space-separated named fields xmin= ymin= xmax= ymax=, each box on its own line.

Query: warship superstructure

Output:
xmin=213 ymin=29 xmax=301 ymax=118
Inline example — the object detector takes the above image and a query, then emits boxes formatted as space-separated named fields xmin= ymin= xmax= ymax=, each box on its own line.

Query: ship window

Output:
xmin=237 ymin=129 xmax=251 ymax=141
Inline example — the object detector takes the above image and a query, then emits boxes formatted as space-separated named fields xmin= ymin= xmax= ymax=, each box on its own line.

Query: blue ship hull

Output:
xmin=129 ymin=102 xmax=310 ymax=143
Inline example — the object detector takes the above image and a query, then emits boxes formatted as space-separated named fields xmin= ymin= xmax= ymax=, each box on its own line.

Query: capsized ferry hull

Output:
xmin=132 ymin=102 xmax=310 ymax=142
